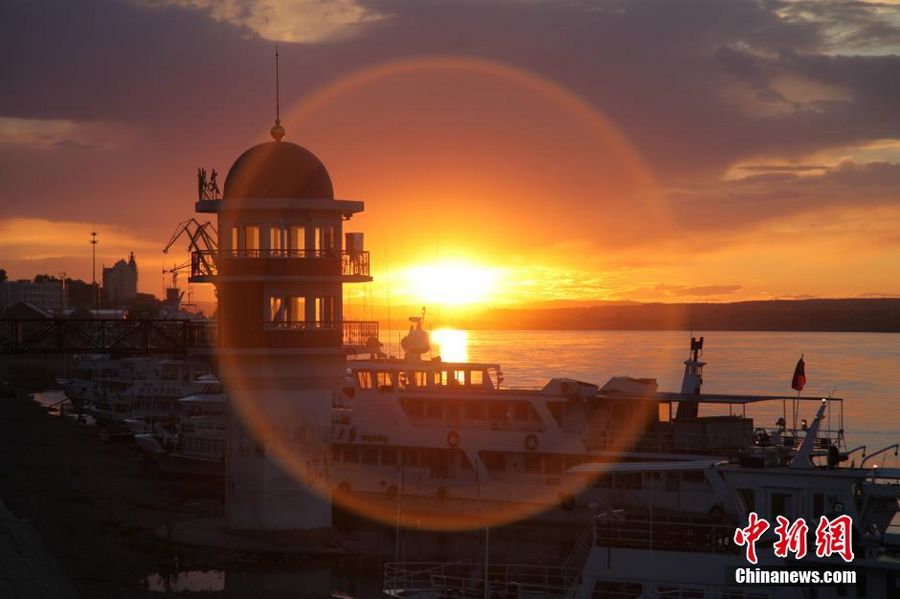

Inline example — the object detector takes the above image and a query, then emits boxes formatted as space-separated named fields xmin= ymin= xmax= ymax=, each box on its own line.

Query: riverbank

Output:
xmin=0 ymin=388 xmax=224 ymax=597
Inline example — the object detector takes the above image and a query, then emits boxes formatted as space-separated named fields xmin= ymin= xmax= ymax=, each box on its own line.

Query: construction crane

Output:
xmin=163 ymin=218 xmax=219 ymax=280
xmin=163 ymin=218 xmax=218 ymax=255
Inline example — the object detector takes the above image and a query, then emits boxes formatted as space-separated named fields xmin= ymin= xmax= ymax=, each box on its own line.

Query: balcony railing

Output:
xmin=190 ymin=249 xmax=370 ymax=279
xmin=263 ymin=320 xmax=379 ymax=348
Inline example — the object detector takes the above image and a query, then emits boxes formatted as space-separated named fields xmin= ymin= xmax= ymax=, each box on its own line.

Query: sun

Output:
xmin=403 ymin=260 xmax=502 ymax=306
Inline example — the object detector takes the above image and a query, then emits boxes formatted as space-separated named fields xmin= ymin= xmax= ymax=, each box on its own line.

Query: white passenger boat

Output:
xmin=330 ymin=320 xmax=853 ymax=527
xmin=384 ymin=409 xmax=900 ymax=597
xmin=134 ymin=377 xmax=227 ymax=477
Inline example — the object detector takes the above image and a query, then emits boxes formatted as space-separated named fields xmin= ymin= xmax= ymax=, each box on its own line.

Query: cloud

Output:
xmin=654 ymin=284 xmax=744 ymax=297
xmin=134 ymin=0 xmax=386 ymax=42
xmin=0 ymin=117 xmax=129 ymax=150
xmin=0 ymin=218 xmax=159 ymax=262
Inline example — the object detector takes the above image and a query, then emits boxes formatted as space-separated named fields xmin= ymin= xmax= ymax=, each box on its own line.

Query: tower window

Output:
xmin=289 ymin=226 xmax=305 ymax=252
xmin=267 ymin=296 xmax=284 ymax=322
xmin=289 ymin=296 xmax=306 ymax=323
xmin=243 ymin=225 xmax=260 ymax=254
xmin=269 ymin=227 xmax=283 ymax=254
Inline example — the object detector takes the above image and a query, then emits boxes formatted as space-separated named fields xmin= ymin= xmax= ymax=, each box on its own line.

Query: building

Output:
xmin=191 ymin=119 xmax=374 ymax=532
xmin=102 ymin=252 xmax=138 ymax=305
xmin=0 ymin=280 xmax=65 ymax=314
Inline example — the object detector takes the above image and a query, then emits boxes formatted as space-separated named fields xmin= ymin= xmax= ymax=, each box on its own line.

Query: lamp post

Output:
xmin=90 ymin=231 xmax=98 ymax=310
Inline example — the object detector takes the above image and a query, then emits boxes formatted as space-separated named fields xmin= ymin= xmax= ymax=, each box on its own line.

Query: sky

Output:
xmin=2 ymin=0 xmax=900 ymax=312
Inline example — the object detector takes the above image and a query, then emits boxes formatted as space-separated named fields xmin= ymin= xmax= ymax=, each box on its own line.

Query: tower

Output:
xmin=192 ymin=124 xmax=374 ymax=531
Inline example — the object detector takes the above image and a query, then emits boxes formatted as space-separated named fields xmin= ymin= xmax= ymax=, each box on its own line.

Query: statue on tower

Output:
xmin=197 ymin=167 xmax=222 ymax=200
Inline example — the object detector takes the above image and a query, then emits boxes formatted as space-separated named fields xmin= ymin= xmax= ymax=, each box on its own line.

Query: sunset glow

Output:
xmin=402 ymin=260 xmax=503 ymax=307
xmin=430 ymin=327 xmax=468 ymax=362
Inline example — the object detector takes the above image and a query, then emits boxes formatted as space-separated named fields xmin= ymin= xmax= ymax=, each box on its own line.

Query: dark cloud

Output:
xmin=1 ymin=0 xmax=899 ymax=242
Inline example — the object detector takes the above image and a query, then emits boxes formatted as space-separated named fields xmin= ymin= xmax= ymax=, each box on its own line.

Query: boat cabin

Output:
xmin=345 ymin=360 xmax=503 ymax=394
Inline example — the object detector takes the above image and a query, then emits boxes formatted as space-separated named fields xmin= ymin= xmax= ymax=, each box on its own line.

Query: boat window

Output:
xmin=469 ymin=370 xmax=484 ymax=386
xmin=813 ymin=493 xmax=825 ymax=518
xmin=361 ymin=447 xmax=378 ymax=465
xmin=230 ymin=227 xmax=239 ymax=254
xmin=402 ymin=448 xmax=422 ymax=467
xmin=381 ymin=447 xmax=397 ymax=465
xmin=593 ymin=582 xmax=642 ymax=597
xmin=547 ymin=402 xmax=564 ymax=427
xmin=617 ymin=473 xmax=642 ymax=490
xmin=446 ymin=403 xmax=460 ymax=425
xmin=658 ymin=402 xmax=671 ymax=423
xmin=464 ymin=402 xmax=484 ymax=421
xmin=481 ymin=451 xmax=504 ymax=472
xmin=544 ymin=455 xmax=562 ymax=475
xmin=357 ymin=371 xmax=374 ymax=390
xmin=524 ymin=454 xmax=541 ymax=473
xmin=683 ymin=470 xmax=705 ymax=484
xmin=511 ymin=402 xmax=535 ymax=422
xmin=425 ymin=401 xmax=442 ymax=419
xmin=377 ymin=371 xmax=395 ymax=392
xmin=456 ymin=449 xmax=474 ymax=471
xmin=665 ymin=472 xmax=680 ymax=491
xmin=403 ymin=399 xmax=424 ymax=418
xmin=487 ymin=402 xmax=507 ymax=422
xmin=412 ymin=371 xmax=427 ymax=387
xmin=341 ymin=445 xmax=359 ymax=463
xmin=737 ymin=488 xmax=755 ymax=512
xmin=771 ymin=492 xmax=791 ymax=518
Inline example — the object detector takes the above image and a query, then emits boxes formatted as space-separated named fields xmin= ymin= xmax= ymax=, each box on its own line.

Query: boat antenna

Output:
xmin=270 ymin=43 xmax=285 ymax=141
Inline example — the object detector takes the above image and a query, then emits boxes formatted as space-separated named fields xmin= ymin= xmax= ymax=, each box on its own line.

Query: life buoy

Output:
xmin=525 ymin=434 xmax=539 ymax=451
xmin=447 ymin=430 xmax=460 ymax=448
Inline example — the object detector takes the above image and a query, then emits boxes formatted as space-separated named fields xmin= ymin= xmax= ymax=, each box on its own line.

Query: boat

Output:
xmin=329 ymin=320 xmax=852 ymax=527
xmin=134 ymin=376 xmax=227 ymax=476
xmin=383 ymin=411 xmax=900 ymax=597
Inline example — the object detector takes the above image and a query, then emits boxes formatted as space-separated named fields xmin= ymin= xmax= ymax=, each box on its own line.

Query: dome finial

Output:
xmin=270 ymin=43 xmax=285 ymax=141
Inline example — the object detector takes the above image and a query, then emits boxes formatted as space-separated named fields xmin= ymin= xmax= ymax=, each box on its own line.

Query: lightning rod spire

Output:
xmin=270 ymin=43 xmax=285 ymax=141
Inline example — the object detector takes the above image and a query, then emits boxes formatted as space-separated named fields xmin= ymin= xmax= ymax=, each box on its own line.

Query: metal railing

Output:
xmin=384 ymin=561 xmax=580 ymax=599
xmin=0 ymin=318 xmax=379 ymax=354
xmin=190 ymin=249 xmax=370 ymax=278
xmin=0 ymin=319 xmax=217 ymax=355
xmin=594 ymin=514 xmax=738 ymax=554
xmin=263 ymin=320 xmax=379 ymax=348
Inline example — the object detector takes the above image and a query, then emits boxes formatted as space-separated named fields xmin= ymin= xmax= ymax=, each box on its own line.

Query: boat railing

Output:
xmin=583 ymin=430 xmax=747 ymax=453
xmin=384 ymin=560 xmax=580 ymax=599
xmin=584 ymin=426 xmax=844 ymax=454
xmin=593 ymin=513 xmax=738 ymax=554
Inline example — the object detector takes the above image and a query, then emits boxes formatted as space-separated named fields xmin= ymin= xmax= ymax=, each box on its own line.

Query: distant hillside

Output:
xmin=464 ymin=299 xmax=900 ymax=332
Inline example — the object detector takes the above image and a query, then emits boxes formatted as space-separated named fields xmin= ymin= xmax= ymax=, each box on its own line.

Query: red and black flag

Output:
xmin=791 ymin=355 xmax=806 ymax=392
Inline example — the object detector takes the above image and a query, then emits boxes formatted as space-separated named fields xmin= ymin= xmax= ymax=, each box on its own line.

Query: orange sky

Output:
xmin=2 ymin=1 xmax=899 ymax=313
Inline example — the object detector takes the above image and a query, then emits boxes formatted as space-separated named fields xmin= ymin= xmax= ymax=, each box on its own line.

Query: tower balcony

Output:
xmin=190 ymin=249 xmax=371 ymax=282
xmin=261 ymin=320 xmax=380 ymax=351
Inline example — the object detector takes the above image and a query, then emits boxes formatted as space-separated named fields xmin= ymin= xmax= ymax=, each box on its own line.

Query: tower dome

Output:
xmin=223 ymin=141 xmax=334 ymax=200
